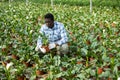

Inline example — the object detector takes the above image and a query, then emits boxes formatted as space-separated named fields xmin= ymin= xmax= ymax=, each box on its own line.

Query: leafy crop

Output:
xmin=0 ymin=2 xmax=120 ymax=80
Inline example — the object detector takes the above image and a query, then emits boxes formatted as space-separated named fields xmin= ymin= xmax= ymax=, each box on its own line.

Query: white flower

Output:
xmin=30 ymin=30 xmax=33 ymax=34
xmin=26 ymin=16 xmax=29 ymax=19
xmin=6 ymin=62 xmax=13 ymax=70
xmin=103 ymin=29 xmax=105 ymax=33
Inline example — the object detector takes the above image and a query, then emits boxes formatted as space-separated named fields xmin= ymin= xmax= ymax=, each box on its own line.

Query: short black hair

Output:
xmin=44 ymin=13 xmax=54 ymax=21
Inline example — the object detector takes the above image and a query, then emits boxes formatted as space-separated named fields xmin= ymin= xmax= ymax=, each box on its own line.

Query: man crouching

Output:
xmin=35 ymin=13 xmax=69 ymax=56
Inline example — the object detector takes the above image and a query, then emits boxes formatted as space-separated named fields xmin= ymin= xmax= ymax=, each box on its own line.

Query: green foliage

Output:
xmin=31 ymin=0 xmax=120 ymax=7
xmin=1 ymin=0 xmax=120 ymax=7
xmin=0 ymin=2 xmax=120 ymax=80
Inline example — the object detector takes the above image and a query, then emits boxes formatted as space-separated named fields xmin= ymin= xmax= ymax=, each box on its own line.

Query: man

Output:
xmin=35 ymin=13 xmax=69 ymax=55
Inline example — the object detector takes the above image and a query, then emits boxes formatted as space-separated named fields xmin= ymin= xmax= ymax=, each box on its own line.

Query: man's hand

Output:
xmin=35 ymin=43 xmax=59 ymax=53
xmin=40 ymin=47 xmax=46 ymax=53
xmin=48 ymin=43 xmax=59 ymax=49
xmin=35 ymin=45 xmax=50 ymax=53
xmin=41 ymin=46 xmax=50 ymax=53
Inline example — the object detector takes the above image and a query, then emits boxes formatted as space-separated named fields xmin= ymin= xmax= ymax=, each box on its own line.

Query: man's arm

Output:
xmin=37 ymin=36 xmax=42 ymax=48
xmin=36 ymin=26 xmax=51 ymax=53
xmin=55 ymin=23 xmax=68 ymax=45
xmin=36 ymin=27 xmax=44 ymax=48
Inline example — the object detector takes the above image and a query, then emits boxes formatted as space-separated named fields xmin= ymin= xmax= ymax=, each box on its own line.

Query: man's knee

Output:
xmin=61 ymin=43 xmax=69 ymax=54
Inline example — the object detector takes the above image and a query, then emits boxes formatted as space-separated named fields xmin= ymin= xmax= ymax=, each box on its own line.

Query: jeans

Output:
xmin=56 ymin=43 xmax=69 ymax=55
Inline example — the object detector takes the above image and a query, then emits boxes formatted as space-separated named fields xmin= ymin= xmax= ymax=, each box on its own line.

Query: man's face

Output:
xmin=45 ymin=18 xmax=54 ymax=28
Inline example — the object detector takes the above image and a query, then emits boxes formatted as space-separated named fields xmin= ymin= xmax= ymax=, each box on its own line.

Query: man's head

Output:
xmin=44 ymin=13 xmax=54 ymax=28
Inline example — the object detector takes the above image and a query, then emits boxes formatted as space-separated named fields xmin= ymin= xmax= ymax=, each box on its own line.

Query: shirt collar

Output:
xmin=45 ymin=21 xmax=57 ymax=30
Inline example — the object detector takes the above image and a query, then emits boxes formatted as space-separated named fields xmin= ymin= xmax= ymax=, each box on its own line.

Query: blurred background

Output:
xmin=1 ymin=0 xmax=120 ymax=7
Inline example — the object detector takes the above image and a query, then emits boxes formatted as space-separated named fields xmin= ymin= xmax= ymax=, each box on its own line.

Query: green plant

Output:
xmin=0 ymin=1 xmax=120 ymax=80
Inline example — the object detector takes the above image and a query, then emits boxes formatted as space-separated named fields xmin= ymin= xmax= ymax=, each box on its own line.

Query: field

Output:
xmin=2 ymin=0 xmax=120 ymax=7
xmin=0 ymin=1 xmax=120 ymax=80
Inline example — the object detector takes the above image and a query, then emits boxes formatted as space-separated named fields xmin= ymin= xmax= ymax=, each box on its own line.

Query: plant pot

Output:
xmin=44 ymin=46 xmax=50 ymax=52
xmin=34 ymin=77 xmax=39 ymax=80
xmin=77 ymin=61 xmax=82 ymax=64
xmin=89 ymin=57 xmax=94 ymax=61
xmin=36 ymin=70 xmax=44 ymax=76
xmin=42 ymin=46 xmax=50 ymax=52
xmin=97 ymin=68 xmax=103 ymax=75
xmin=32 ymin=64 xmax=36 ymax=68
xmin=23 ymin=61 xmax=32 ymax=67
xmin=67 ymin=42 xmax=70 ymax=46
xmin=108 ymin=77 xmax=112 ymax=80
xmin=61 ymin=67 xmax=67 ymax=71
xmin=86 ymin=40 xmax=91 ymax=45
xmin=70 ymin=74 xmax=77 ymax=78
xmin=89 ymin=76 xmax=96 ymax=80
xmin=56 ymin=77 xmax=63 ymax=80
xmin=17 ymin=75 xmax=26 ymax=80
xmin=103 ymin=64 xmax=110 ymax=68
xmin=2 ymin=48 xmax=6 ymax=52
xmin=97 ymin=35 xmax=101 ymax=41
xmin=111 ymin=23 xmax=116 ymax=27
xmin=108 ymin=54 xmax=114 ymax=58
xmin=12 ymin=54 xmax=19 ymax=60
xmin=6 ymin=60 xmax=11 ymax=63
xmin=118 ymin=66 xmax=120 ymax=70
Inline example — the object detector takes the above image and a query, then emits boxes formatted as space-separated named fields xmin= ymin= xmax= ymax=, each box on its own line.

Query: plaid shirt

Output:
xmin=37 ymin=21 xmax=68 ymax=47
